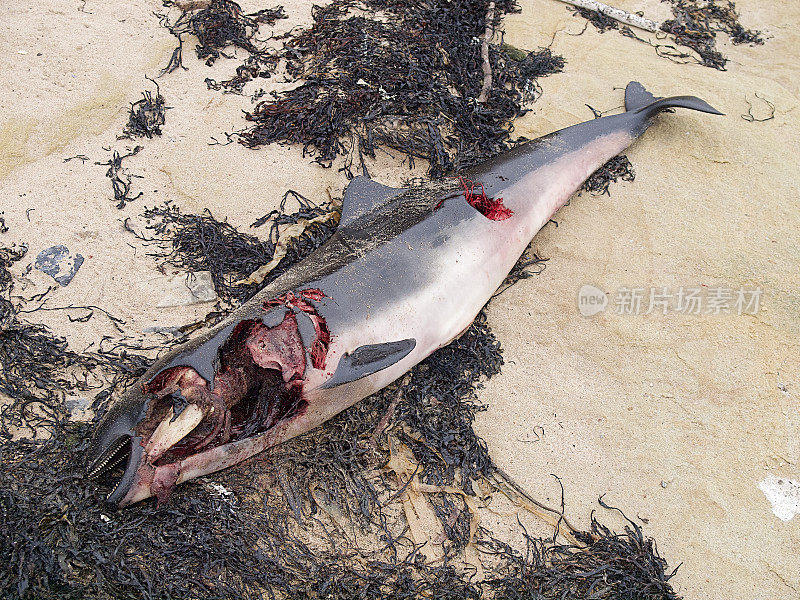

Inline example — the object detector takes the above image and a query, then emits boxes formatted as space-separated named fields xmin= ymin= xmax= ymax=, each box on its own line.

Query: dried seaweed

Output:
xmin=122 ymin=79 xmax=167 ymax=139
xmin=156 ymin=0 xmax=563 ymax=173
xmin=1 ymin=428 xmax=683 ymax=600
xmin=482 ymin=501 xmax=681 ymax=599
xmin=126 ymin=192 xmax=336 ymax=304
xmin=159 ymin=0 xmax=286 ymax=93
xmin=494 ymin=248 xmax=549 ymax=298
xmin=236 ymin=0 xmax=563 ymax=177
xmin=660 ymin=0 xmax=763 ymax=70
xmin=582 ymin=154 xmax=635 ymax=196
xmin=570 ymin=5 xmax=620 ymax=32
xmin=63 ymin=154 xmax=90 ymax=163
xmin=741 ymin=92 xmax=775 ymax=122
xmin=0 ymin=432 xmax=482 ymax=599
xmin=96 ymin=146 xmax=144 ymax=209
xmin=573 ymin=0 xmax=764 ymax=71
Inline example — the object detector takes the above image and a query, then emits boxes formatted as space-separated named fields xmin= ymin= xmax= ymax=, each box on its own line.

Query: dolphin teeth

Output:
xmin=88 ymin=435 xmax=129 ymax=478
xmin=145 ymin=404 xmax=205 ymax=463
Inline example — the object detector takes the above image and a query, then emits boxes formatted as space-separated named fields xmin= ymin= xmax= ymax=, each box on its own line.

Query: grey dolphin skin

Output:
xmin=88 ymin=82 xmax=722 ymax=507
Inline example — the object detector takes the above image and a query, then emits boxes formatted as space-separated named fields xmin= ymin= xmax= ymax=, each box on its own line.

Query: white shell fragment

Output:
xmin=758 ymin=475 xmax=800 ymax=521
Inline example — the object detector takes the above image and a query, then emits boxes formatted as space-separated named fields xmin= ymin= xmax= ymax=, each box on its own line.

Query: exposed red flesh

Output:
xmin=308 ymin=312 xmax=331 ymax=370
xmin=458 ymin=176 xmax=513 ymax=221
xmin=152 ymin=463 xmax=181 ymax=506
xmin=142 ymin=365 xmax=207 ymax=396
xmin=263 ymin=288 xmax=331 ymax=369
xmin=136 ymin=291 xmax=324 ymax=503
xmin=187 ymin=387 xmax=229 ymax=450
xmin=141 ymin=313 xmax=310 ymax=460
xmin=246 ymin=312 xmax=306 ymax=381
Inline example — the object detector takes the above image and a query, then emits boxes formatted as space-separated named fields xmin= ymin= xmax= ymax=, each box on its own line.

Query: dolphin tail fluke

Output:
xmin=624 ymin=81 xmax=724 ymax=117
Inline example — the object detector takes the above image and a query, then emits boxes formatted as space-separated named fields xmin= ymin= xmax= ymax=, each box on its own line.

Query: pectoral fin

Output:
xmin=320 ymin=338 xmax=416 ymax=389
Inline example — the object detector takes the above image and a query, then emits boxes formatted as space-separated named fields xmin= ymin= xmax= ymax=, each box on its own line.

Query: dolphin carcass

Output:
xmin=88 ymin=82 xmax=722 ymax=506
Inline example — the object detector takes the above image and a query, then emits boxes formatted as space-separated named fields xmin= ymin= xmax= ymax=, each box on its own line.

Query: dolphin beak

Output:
xmin=87 ymin=391 xmax=148 ymax=505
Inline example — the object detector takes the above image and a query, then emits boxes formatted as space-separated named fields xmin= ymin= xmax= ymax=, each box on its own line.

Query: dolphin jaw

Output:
xmin=89 ymin=314 xmax=316 ymax=507
xmin=87 ymin=434 xmax=130 ymax=479
xmin=87 ymin=433 xmax=146 ymax=504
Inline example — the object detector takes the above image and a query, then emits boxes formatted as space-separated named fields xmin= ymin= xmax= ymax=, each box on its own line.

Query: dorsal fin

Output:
xmin=340 ymin=176 xmax=406 ymax=227
xmin=624 ymin=81 xmax=661 ymax=111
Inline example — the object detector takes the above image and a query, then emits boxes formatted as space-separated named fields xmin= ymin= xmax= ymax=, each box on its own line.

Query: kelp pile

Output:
xmin=159 ymin=0 xmax=286 ymax=93
xmin=582 ymin=154 xmax=635 ymax=196
xmin=239 ymin=0 xmax=564 ymax=177
xmin=159 ymin=0 xmax=564 ymax=177
xmin=569 ymin=5 xmax=622 ymax=33
xmin=96 ymin=146 xmax=144 ymax=209
xmin=482 ymin=502 xmax=681 ymax=599
xmin=124 ymin=190 xmax=337 ymax=305
xmin=2 ymin=383 xmax=681 ymax=599
xmin=659 ymin=0 xmax=764 ymax=70
xmin=122 ymin=79 xmax=167 ymax=139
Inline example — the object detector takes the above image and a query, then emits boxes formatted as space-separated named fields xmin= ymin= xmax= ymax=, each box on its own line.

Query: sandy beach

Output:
xmin=1 ymin=0 xmax=798 ymax=598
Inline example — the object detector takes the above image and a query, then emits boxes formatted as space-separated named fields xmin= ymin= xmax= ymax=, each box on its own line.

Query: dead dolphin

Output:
xmin=88 ymin=82 xmax=722 ymax=507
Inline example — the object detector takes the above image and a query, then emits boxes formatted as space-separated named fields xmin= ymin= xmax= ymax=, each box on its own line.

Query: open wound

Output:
xmin=135 ymin=289 xmax=329 ymax=503
xmin=263 ymin=288 xmax=330 ymax=369
xmin=458 ymin=176 xmax=513 ymax=221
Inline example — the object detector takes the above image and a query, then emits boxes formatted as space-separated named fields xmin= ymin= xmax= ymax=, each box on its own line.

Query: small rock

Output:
xmin=150 ymin=271 xmax=217 ymax=307
xmin=66 ymin=396 xmax=92 ymax=422
xmin=142 ymin=325 xmax=182 ymax=336
xmin=65 ymin=396 xmax=89 ymax=412
xmin=34 ymin=245 xmax=84 ymax=286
